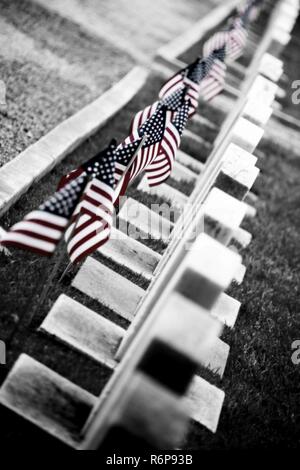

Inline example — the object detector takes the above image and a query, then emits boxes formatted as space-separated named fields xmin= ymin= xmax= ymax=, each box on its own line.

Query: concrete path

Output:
xmin=30 ymin=0 xmax=221 ymax=62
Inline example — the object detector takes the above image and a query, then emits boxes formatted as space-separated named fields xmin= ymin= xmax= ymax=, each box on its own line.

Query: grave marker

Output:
xmin=148 ymin=292 xmax=223 ymax=373
xmin=231 ymin=227 xmax=252 ymax=250
xmin=118 ymin=198 xmax=174 ymax=242
xmin=215 ymin=164 xmax=260 ymax=200
xmin=259 ymin=53 xmax=283 ymax=83
xmin=176 ymin=149 xmax=204 ymax=174
xmin=203 ymin=188 xmax=247 ymax=245
xmin=233 ymin=264 xmax=246 ymax=285
xmin=72 ymin=257 xmax=145 ymax=322
xmin=0 ymin=354 xmax=96 ymax=448
xmin=138 ymin=177 xmax=188 ymax=211
xmin=247 ymin=75 xmax=278 ymax=108
xmin=211 ymin=293 xmax=241 ymax=328
xmin=243 ymin=100 xmax=273 ymax=127
xmin=230 ymin=117 xmax=264 ymax=153
xmin=100 ymin=228 xmax=161 ymax=280
xmin=222 ymin=143 xmax=257 ymax=169
xmin=175 ymin=233 xmax=242 ymax=310
xmin=172 ymin=161 xmax=197 ymax=183
xmin=87 ymin=371 xmax=189 ymax=450
xmin=40 ymin=295 xmax=125 ymax=369
xmin=184 ymin=376 xmax=225 ymax=433
xmin=137 ymin=339 xmax=199 ymax=395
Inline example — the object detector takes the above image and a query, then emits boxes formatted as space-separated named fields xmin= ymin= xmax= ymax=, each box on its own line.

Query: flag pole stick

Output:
xmin=57 ymin=260 xmax=73 ymax=283
xmin=59 ymin=134 xmax=147 ymax=283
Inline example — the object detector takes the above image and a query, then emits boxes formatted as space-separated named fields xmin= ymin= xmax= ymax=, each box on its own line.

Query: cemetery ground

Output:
xmin=0 ymin=65 xmax=300 ymax=447
xmin=0 ymin=0 xmax=299 ymax=451
xmin=0 ymin=0 xmax=136 ymax=167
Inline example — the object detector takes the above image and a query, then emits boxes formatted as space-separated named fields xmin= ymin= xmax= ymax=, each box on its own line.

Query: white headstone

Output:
xmin=40 ymin=295 xmax=124 ymax=369
xmin=247 ymin=75 xmax=278 ymax=107
xmin=72 ymin=257 xmax=145 ymax=321
xmin=272 ymin=28 xmax=291 ymax=45
xmin=118 ymin=198 xmax=174 ymax=242
xmin=200 ymin=337 xmax=230 ymax=378
xmin=233 ymin=264 xmax=246 ymax=285
xmin=100 ymin=371 xmax=189 ymax=449
xmin=172 ymin=161 xmax=197 ymax=183
xmin=203 ymin=188 xmax=247 ymax=245
xmin=222 ymin=144 xmax=257 ymax=169
xmin=232 ymin=227 xmax=252 ymax=249
xmin=211 ymin=293 xmax=241 ymax=328
xmin=176 ymin=233 xmax=242 ymax=310
xmin=259 ymin=53 xmax=283 ymax=83
xmin=222 ymin=165 xmax=260 ymax=192
xmin=243 ymin=100 xmax=273 ymax=126
xmin=150 ymin=292 xmax=222 ymax=368
xmin=230 ymin=117 xmax=264 ymax=153
xmin=184 ymin=375 xmax=225 ymax=433
xmin=245 ymin=203 xmax=257 ymax=218
xmin=176 ymin=149 xmax=204 ymax=174
xmin=0 ymin=354 xmax=96 ymax=448
xmin=138 ymin=177 xmax=188 ymax=211
xmin=100 ymin=228 xmax=161 ymax=280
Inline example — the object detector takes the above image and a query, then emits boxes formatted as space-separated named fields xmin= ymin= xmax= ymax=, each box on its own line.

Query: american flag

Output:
xmin=203 ymin=31 xmax=229 ymax=59
xmin=159 ymin=57 xmax=206 ymax=116
xmin=227 ymin=20 xmax=248 ymax=61
xmin=130 ymin=86 xmax=187 ymax=134
xmin=56 ymin=139 xmax=118 ymax=191
xmin=0 ymin=176 xmax=88 ymax=256
xmin=66 ymin=142 xmax=117 ymax=264
xmin=145 ymin=99 xmax=190 ymax=187
xmin=239 ymin=0 xmax=262 ymax=24
xmin=203 ymin=22 xmax=247 ymax=62
xmin=114 ymin=106 xmax=169 ymax=199
xmin=113 ymin=138 xmax=144 ymax=201
xmin=198 ymin=47 xmax=227 ymax=102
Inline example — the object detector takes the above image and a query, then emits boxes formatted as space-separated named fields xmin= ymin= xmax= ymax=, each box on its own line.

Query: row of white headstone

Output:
xmin=80 ymin=0 xmax=298 ymax=448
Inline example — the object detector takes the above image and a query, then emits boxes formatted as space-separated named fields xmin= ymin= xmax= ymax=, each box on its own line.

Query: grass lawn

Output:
xmin=186 ymin=137 xmax=300 ymax=449
xmin=278 ymin=16 xmax=300 ymax=121
xmin=0 ymin=0 xmax=134 ymax=166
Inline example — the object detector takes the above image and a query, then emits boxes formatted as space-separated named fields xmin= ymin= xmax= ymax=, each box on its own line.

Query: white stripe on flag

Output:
xmin=11 ymin=221 xmax=62 ymax=240
xmin=69 ymin=226 xmax=110 ymax=263
xmin=2 ymin=232 xmax=56 ymax=253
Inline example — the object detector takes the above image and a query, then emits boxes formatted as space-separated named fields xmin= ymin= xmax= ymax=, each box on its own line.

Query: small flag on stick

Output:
xmin=145 ymin=99 xmax=190 ymax=187
xmin=203 ymin=21 xmax=247 ymax=62
xmin=66 ymin=143 xmax=118 ymax=264
xmin=198 ymin=47 xmax=227 ymax=102
xmin=0 ymin=176 xmax=88 ymax=256
xmin=114 ymin=106 xmax=169 ymax=199
xmin=57 ymin=139 xmax=117 ymax=191
xmin=159 ymin=57 xmax=206 ymax=116
xmin=130 ymin=86 xmax=187 ymax=134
